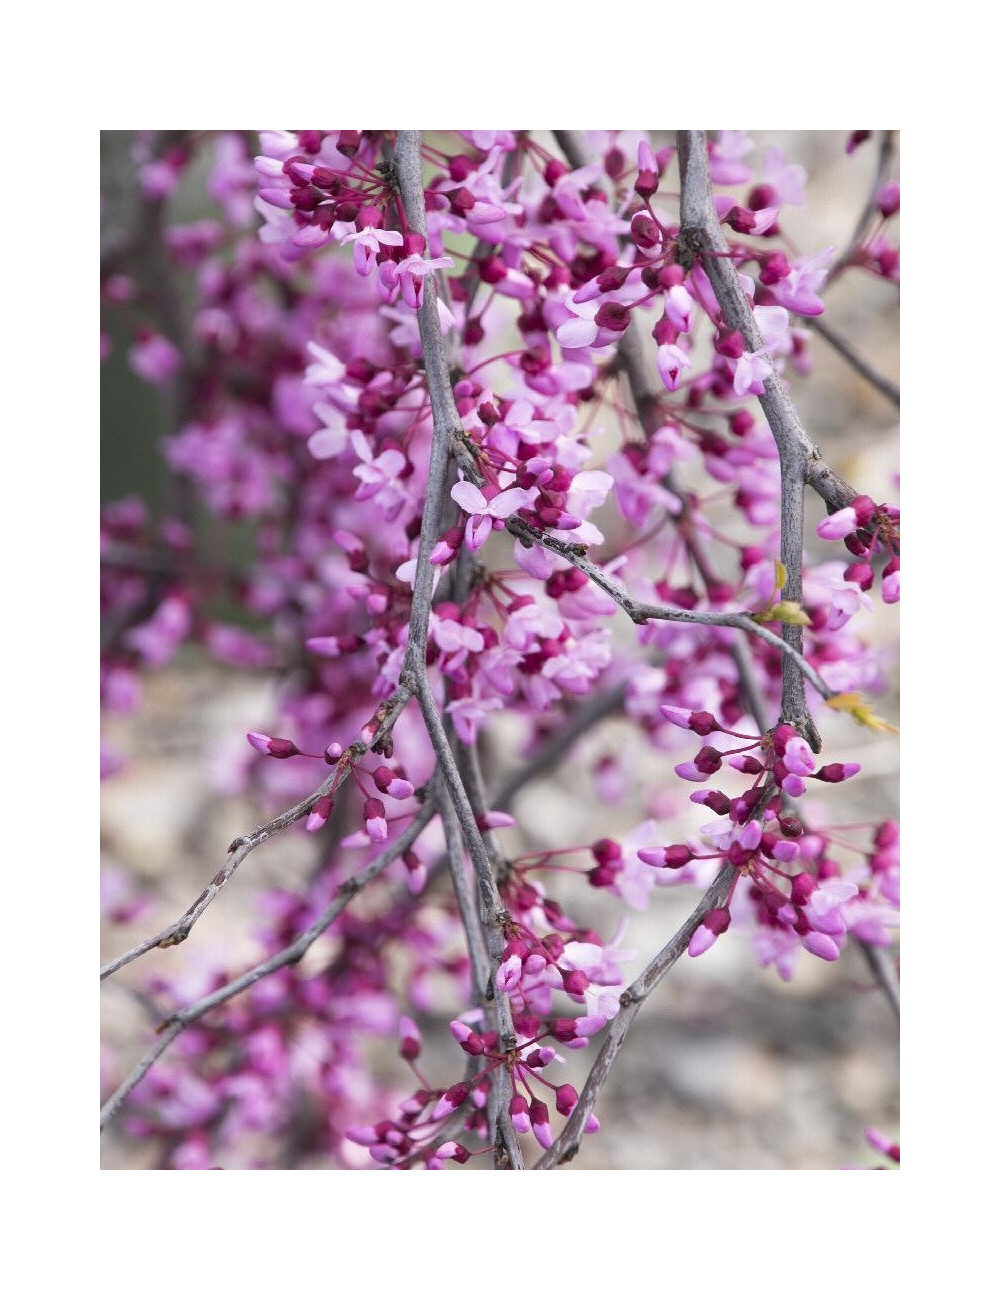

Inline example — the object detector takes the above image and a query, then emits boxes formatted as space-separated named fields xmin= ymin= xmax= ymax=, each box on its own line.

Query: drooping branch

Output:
xmin=805 ymin=315 xmax=900 ymax=409
xmin=100 ymin=802 xmax=436 ymax=1130
xmin=394 ymin=130 xmax=524 ymax=1171
xmin=100 ymin=684 xmax=413 ymax=980
xmin=677 ymin=129 xmax=853 ymax=750
xmin=505 ymin=515 xmax=833 ymax=700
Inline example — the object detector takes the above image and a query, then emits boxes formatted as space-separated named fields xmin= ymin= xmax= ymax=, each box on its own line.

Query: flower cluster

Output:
xmin=101 ymin=130 xmax=898 ymax=1168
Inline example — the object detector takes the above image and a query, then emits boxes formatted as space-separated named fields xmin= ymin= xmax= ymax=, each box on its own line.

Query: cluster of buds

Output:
xmin=816 ymin=494 xmax=900 ymax=604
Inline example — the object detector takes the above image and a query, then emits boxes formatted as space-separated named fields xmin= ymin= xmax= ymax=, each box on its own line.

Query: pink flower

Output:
xmin=450 ymin=479 xmax=537 ymax=551
xmin=341 ymin=224 xmax=403 ymax=277
xmin=657 ymin=343 xmax=692 ymax=391
xmin=393 ymin=252 xmax=455 ymax=309
xmin=772 ymin=247 xmax=835 ymax=317
xmin=350 ymin=430 xmax=411 ymax=521
xmin=731 ymin=348 xmax=771 ymax=397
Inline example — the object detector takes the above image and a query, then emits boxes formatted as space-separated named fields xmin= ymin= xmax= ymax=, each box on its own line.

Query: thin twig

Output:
xmin=505 ymin=515 xmax=833 ymax=699
xmin=831 ymin=130 xmax=895 ymax=282
xmin=100 ymin=804 xmax=435 ymax=1130
xmin=439 ymin=775 xmax=491 ymax=1004
xmin=857 ymin=939 xmax=900 ymax=1024
xmin=804 ymin=315 xmax=900 ymax=409
xmin=100 ymin=685 xmax=412 ymax=979
xmin=490 ymin=685 xmax=627 ymax=811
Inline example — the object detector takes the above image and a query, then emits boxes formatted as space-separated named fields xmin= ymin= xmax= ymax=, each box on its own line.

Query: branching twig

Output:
xmin=505 ymin=515 xmax=833 ymax=700
xmin=100 ymin=804 xmax=436 ymax=1130
xmin=100 ymin=685 xmax=413 ymax=979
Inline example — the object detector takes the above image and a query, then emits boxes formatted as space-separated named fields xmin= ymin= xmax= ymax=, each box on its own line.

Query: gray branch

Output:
xmin=676 ymin=130 xmax=847 ymax=750
xmin=394 ymin=131 xmax=524 ymax=1171
xmin=100 ymin=803 xmax=435 ymax=1130
xmin=100 ymin=685 xmax=413 ymax=980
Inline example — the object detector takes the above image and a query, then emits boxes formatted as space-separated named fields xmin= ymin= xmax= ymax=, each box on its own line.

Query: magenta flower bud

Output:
xmin=660 ymin=705 xmax=720 ymax=735
xmin=572 ymin=1015 xmax=607 ymax=1038
xmin=781 ymin=773 xmax=807 ymax=798
xmin=247 ymin=732 xmax=299 ymax=759
xmin=865 ymin=1127 xmax=900 ymax=1162
xmin=851 ymin=495 xmax=877 ymax=528
xmin=591 ymin=838 xmax=622 ymax=863
xmin=813 ymin=762 xmax=862 ymax=782
xmin=555 ymin=1083 xmax=579 ymax=1116
xmin=592 ymin=265 xmax=630 ymax=296
xmin=688 ymin=925 xmax=719 ymax=957
xmin=496 ymin=954 xmax=522 ymax=991
xmin=344 ymin=1125 xmax=379 ymax=1147
xmin=691 ymin=789 xmax=732 ymax=815
xmin=844 ymin=561 xmax=875 ymax=591
xmin=432 ymin=1083 xmax=469 ymax=1120
xmin=449 ymin=1020 xmax=485 ymax=1055
xmin=363 ymin=797 xmax=388 ymax=844
xmin=791 ymin=871 xmax=817 ymax=906
xmin=652 ymin=313 xmax=679 ymax=346
xmin=336 ymin=129 xmax=361 ymax=156
xmin=398 ymin=1016 xmax=422 ymax=1061
xmin=323 ymin=742 xmax=343 ymax=764
xmin=592 ymin=297 xmax=631 ymax=332
xmin=403 ymin=853 xmax=426 ymax=895
xmin=529 ymin=1099 xmax=553 ymax=1148
xmin=373 ymin=766 xmax=414 ymax=800
xmin=562 ymin=969 xmax=590 ymax=997
xmin=630 ymin=211 xmax=661 ymax=249
xmin=434 ymin=1141 xmax=470 ymax=1163
xmin=714 ymin=328 xmax=745 ymax=359
xmin=877 ymin=182 xmax=900 ymax=217
xmin=477 ymin=810 xmax=516 ymax=830
xmin=306 ymin=795 xmax=334 ymax=833
xmin=687 ymin=746 xmax=723 ymax=777
xmin=802 ymin=931 xmax=841 ymax=962
xmin=509 ymin=1094 xmax=531 ymax=1134
xmin=306 ymin=636 xmax=342 ymax=657
xmin=728 ymin=755 xmax=764 ymax=774
xmin=817 ymin=507 xmax=858 ymax=540
xmin=783 ymin=736 xmax=817 ymax=776
xmin=769 ymin=839 xmax=799 ymax=863
xmin=635 ymin=167 xmax=659 ymax=199
xmin=588 ymin=862 xmax=619 ymax=887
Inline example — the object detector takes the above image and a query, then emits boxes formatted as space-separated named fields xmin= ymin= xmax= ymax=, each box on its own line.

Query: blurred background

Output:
xmin=101 ymin=130 xmax=899 ymax=1169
